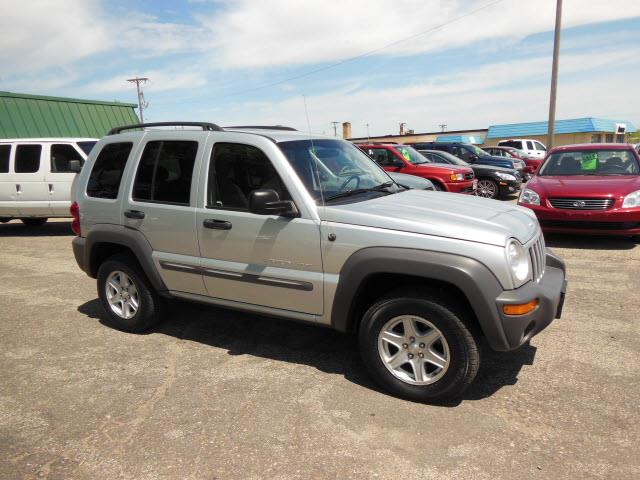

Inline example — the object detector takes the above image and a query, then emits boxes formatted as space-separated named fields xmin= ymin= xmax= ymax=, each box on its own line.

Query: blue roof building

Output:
xmin=486 ymin=117 xmax=636 ymax=145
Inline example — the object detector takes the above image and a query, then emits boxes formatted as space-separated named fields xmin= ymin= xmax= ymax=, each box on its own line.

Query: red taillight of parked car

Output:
xmin=70 ymin=201 xmax=81 ymax=235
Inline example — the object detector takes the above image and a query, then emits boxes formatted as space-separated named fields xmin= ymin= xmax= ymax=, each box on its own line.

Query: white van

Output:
xmin=497 ymin=139 xmax=547 ymax=159
xmin=0 ymin=138 xmax=97 ymax=226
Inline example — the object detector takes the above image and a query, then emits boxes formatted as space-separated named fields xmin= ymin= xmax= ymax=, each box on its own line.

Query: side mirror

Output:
xmin=69 ymin=160 xmax=82 ymax=173
xmin=248 ymin=189 xmax=299 ymax=217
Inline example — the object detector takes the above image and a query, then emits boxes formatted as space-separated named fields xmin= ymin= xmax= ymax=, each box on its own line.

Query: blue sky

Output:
xmin=1 ymin=0 xmax=639 ymax=137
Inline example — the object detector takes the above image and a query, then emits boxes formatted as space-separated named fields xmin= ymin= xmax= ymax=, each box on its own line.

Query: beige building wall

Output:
xmin=350 ymin=129 xmax=488 ymax=144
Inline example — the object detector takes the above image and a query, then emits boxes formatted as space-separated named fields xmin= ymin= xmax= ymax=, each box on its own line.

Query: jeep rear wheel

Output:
xmin=97 ymin=253 xmax=163 ymax=333
xmin=358 ymin=295 xmax=480 ymax=402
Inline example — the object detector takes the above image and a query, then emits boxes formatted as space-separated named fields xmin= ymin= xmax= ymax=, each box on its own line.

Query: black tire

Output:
xmin=431 ymin=181 xmax=444 ymax=191
xmin=358 ymin=294 xmax=480 ymax=402
xmin=475 ymin=179 xmax=499 ymax=199
xmin=96 ymin=253 xmax=163 ymax=333
xmin=20 ymin=217 xmax=48 ymax=227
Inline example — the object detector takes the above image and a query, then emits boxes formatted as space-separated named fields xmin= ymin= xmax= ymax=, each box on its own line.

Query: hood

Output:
xmin=528 ymin=175 xmax=640 ymax=197
xmin=471 ymin=164 xmax=517 ymax=174
xmin=320 ymin=190 xmax=538 ymax=246
xmin=409 ymin=163 xmax=472 ymax=174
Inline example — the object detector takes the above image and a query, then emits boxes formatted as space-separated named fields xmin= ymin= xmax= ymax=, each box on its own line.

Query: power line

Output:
xmin=127 ymin=77 xmax=149 ymax=123
xmin=222 ymin=0 xmax=506 ymax=98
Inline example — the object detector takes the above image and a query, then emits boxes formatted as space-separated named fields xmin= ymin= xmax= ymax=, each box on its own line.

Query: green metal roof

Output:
xmin=0 ymin=91 xmax=139 ymax=139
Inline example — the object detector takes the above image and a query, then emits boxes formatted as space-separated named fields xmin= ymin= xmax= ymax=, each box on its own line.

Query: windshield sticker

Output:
xmin=399 ymin=148 xmax=411 ymax=162
xmin=581 ymin=152 xmax=598 ymax=171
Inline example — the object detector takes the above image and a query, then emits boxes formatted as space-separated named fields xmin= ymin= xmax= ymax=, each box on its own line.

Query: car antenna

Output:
xmin=303 ymin=95 xmax=325 ymax=207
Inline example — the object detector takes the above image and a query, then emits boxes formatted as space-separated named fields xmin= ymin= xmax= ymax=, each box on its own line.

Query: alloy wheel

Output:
xmin=377 ymin=315 xmax=450 ymax=385
xmin=476 ymin=179 xmax=497 ymax=198
xmin=105 ymin=270 xmax=140 ymax=320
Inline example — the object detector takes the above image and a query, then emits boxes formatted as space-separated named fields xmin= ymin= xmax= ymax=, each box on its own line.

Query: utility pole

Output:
xmin=127 ymin=77 xmax=149 ymax=123
xmin=546 ymin=0 xmax=562 ymax=149
xmin=439 ymin=123 xmax=447 ymax=132
xmin=331 ymin=122 xmax=340 ymax=137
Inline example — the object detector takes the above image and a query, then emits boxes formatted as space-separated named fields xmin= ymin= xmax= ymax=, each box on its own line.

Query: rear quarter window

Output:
xmin=0 ymin=145 xmax=10 ymax=173
xmin=86 ymin=143 xmax=133 ymax=199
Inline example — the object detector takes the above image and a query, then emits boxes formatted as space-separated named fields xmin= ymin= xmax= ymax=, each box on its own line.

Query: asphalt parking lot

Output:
xmin=1 ymin=218 xmax=639 ymax=480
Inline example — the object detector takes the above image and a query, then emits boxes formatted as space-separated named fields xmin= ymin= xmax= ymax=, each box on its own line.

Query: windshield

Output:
xmin=77 ymin=141 xmax=97 ymax=155
xmin=278 ymin=139 xmax=398 ymax=202
xmin=429 ymin=150 xmax=468 ymax=166
xmin=539 ymin=150 xmax=640 ymax=176
xmin=468 ymin=145 xmax=487 ymax=156
xmin=394 ymin=145 xmax=429 ymax=165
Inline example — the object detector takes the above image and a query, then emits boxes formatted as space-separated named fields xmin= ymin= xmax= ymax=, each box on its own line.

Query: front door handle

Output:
xmin=203 ymin=219 xmax=232 ymax=230
xmin=124 ymin=210 xmax=145 ymax=220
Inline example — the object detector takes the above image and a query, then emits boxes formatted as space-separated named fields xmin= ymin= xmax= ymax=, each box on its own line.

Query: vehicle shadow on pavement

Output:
xmin=78 ymin=298 xmax=536 ymax=406
xmin=545 ymin=233 xmax=637 ymax=250
xmin=0 ymin=221 xmax=73 ymax=237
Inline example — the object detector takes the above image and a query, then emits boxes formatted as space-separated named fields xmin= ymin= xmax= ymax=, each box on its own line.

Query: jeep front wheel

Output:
xmin=358 ymin=296 xmax=480 ymax=402
xmin=97 ymin=254 xmax=163 ymax=333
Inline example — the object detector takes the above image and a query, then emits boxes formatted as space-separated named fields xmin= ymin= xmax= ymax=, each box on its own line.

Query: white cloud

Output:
xmin=82 ymin=70 xmax=208 ymax=94
xmin=0 ymin=0 xmax=110 ymax=74
xmin=203 ymin=0 xmax=640 ymax=68
xmin=211 ymin=46 xmax=640 ymax=137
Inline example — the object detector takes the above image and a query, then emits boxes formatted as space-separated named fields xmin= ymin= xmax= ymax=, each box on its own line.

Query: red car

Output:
xmin=483 ymin=146 xmax=541 ymax=177
xmin=358 ymin=144 xmax=476 ymax=193
xmin=518 ymin=143 xmax=640 ymax=237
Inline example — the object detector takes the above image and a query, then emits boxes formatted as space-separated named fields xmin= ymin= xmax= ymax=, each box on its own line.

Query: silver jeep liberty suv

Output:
xmin=71 ymin=122 xmax=567 ymax=402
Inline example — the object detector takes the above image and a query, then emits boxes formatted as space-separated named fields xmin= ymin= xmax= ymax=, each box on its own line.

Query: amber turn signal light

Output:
xmin=503 ymin=299 xmax=539 ymax=315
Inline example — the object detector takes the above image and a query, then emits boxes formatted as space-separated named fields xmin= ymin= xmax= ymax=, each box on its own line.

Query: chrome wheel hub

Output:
xmin=377 ymin=315 xmax=450 ymax=385
xmin=476 ymin=180 xmax=497 ymax=198
xmin=105 ymin=271 xmax=139 ymax=320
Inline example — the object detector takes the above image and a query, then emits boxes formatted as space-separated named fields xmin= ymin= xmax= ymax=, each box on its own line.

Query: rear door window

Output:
xmin=0 ymin=145 xmax=10 ymax=173
xmin=132 ymin=141 xmax=198 ymax=205
xmin=51 ymin=144 xmax=84 ymax=172
xmin=526 ymin=141 xmax=535 ymax=150
xmin=87 ymin=143 xmax=133 ymax=199
xmin=15 ymin=144 xmax=42 ymax=173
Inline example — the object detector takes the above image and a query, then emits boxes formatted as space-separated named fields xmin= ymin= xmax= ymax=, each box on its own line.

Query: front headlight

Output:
xmin=519 ymin=188 xmax=540 ymax=205
xmin=496 ymin=172 xmax=516 ymax=181
xmin=506 ymin=238 xmax=531 ymax=286
xmin=449 ymin=173 xmax=464 ymax=181
xmin=622 ymin=190 xmax=640 ymax=208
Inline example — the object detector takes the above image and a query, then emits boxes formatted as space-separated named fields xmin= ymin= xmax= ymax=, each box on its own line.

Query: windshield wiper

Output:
xmin=324 ymin=181 xmax=395 ymax=201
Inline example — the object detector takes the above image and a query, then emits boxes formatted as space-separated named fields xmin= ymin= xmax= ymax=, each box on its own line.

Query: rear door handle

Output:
xmin=124 ymin=210 xmax=145 ymax=220
xmin=16 ymin=184 xmax=21 ymax=194
xmin=48 ymin=184 xmax=54 ymax=194
xmin=203 ymin=219 xmax=232 ymax=230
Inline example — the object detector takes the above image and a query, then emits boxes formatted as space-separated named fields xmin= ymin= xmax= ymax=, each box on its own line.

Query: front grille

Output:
xmin=529 ymin=234 xmax=545 ymax=283
xmin=549 ymin=198 xmax=614 ymax=210
xmin=464 ymin=172 xmax=474 ymax=180
xmin=541 ymin=220 xmax=640 ymax=230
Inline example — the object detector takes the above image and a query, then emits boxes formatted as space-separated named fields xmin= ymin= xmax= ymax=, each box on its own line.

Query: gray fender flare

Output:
xmin=83 ymin=224 xmax=167 ymax=292
xmin=330 ymin=247 xmax=510 ymax=350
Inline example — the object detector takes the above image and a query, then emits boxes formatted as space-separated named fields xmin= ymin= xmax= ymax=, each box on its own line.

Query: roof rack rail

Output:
xmin=107 ymin=122 xmax=224 ymax=135
xmin=224 ymin=125 xmax=297 ymax=131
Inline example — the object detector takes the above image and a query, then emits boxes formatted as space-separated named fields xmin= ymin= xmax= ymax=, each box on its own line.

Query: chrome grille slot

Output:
xmin=529 ymin=234 xmax=545 ymax=283
xmin=549 ymin=198 xmax=614 ymax=210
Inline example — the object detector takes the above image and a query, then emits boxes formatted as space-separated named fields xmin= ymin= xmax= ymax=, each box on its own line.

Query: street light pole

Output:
xmin=546 ymin=0 xmax=563 ymax=149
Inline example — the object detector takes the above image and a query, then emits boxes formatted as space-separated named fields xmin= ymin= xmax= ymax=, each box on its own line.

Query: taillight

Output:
xmin=70 ymin=201 xmax=81 ymax=235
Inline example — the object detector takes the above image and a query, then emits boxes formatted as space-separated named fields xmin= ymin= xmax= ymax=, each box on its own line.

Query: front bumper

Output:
xmin=492 ymin=251 xmax=567 ymax=351
xmin=498 ymin=179 xmax=521 ymax=196
xmin=522 ymin=204 xmax=640 ymax=236
xmin=446 ymin=179 xmax=476 ymax=194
